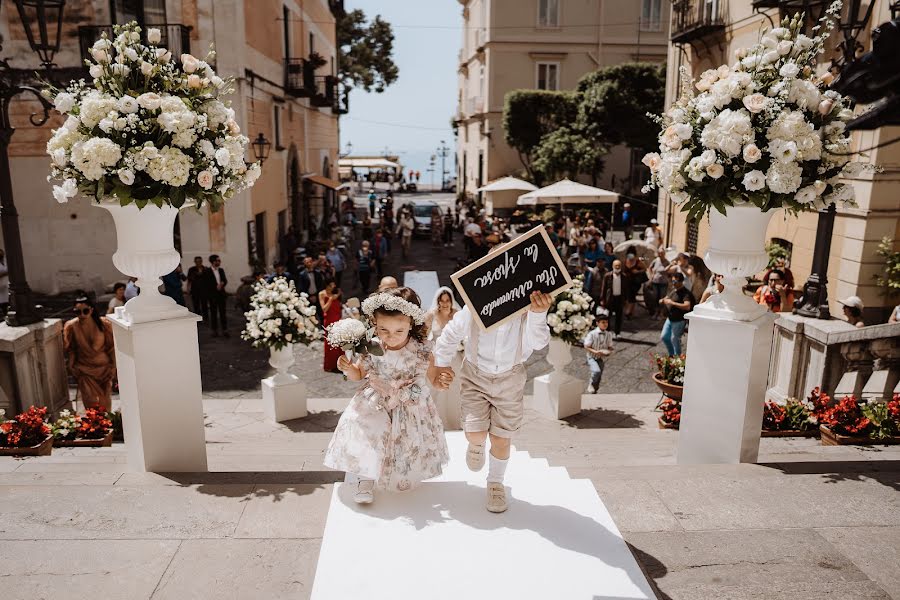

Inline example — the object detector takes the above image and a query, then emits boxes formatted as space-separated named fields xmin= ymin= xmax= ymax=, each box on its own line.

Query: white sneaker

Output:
xmin=354 ymin=479 xmax=375 ymax=504
xmin=466 ymin=443 xmax=486 ymax=471
xmin=486 ymin=482 xmax=508 ymax=513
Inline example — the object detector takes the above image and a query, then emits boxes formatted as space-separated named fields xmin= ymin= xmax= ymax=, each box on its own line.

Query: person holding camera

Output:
xmin=753 ymin=269 xmax=794 ymax=313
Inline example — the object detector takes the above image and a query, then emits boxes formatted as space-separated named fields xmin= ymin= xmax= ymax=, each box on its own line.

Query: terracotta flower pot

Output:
xmin=652 ymin=372 xmax=683 ymax=401
xmin=761 ymin=428 xmax=819 ymax=438
xmin=0 ymin=435 xmax=54 ymax=456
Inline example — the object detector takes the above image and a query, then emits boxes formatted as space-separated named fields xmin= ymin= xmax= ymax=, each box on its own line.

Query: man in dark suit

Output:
xmin=186 ymin=256 xmax=209 ymax=323
xmin=295 ymin=257 xmax=323 ymax=322
xmin=203 ymin=254 xmax=229 ymax=337
xmin=600 ymin=259 xmax=630 ymax=338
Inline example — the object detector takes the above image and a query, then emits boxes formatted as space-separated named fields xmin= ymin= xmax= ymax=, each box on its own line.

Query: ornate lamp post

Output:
xmin=251 ymin=132 xmax=271 ymax=166
xmin=0 ymin=0 xmax=67 ymax=326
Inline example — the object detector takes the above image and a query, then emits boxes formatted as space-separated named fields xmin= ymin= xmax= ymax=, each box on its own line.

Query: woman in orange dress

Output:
xmin=63 ymin=296 xmax=116 ymax=411
xmin=320 ymin=280 xmax=344 ymax=372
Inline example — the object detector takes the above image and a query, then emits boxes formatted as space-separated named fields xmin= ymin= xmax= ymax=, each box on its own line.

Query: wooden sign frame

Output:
xmin=450 ymin=225 xmax=572 ymax=332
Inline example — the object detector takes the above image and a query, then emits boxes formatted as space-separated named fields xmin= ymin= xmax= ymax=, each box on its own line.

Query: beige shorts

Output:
xmin=459 ymin=360 xmax=527 ymax=438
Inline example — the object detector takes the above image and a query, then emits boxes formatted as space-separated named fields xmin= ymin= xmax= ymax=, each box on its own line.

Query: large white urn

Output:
xmin=98 ymin=201 xmax=190 ymax=324
xmin=692 ymin=203 xmax=776 ymax=322
xmin=268 ymin=344 xmax=296 ymax=385
xmin=546 ymin=338 xmax=574 ymax=380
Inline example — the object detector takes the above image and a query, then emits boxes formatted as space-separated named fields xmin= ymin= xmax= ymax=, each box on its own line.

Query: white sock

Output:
xmin=487 ymin=454 xmax=508 ymax=484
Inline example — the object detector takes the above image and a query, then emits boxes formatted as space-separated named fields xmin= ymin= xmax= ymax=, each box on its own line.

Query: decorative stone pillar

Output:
xmin=862 ymin=337 xmax=900 ymax=402
xmin=833 ymin=341 xmax=874 ymax=399
xmin=262 ymin=344 xmax=307 ymax=423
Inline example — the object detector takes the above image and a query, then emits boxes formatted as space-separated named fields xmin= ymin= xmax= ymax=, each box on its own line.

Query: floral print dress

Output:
xmin=324 ymin=338 xmax=449 ymax=491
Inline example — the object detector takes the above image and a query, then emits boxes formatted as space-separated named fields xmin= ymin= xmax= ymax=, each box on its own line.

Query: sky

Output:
xmin=341 ymin=1 xmax=460 ymax=183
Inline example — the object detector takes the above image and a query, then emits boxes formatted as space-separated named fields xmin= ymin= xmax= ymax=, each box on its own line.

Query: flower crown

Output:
xmin=362 ymin=293 xmax=426 ymax=325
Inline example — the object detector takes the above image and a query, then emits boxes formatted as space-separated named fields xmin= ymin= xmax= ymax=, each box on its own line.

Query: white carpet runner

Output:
xmin=311 ymin=432 xmax=655 ymax=600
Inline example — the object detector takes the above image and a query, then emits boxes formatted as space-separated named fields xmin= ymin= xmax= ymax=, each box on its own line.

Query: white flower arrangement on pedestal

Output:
xmin=642 ymin=2 xmax=871 ymax=222
xmin=546 ymin=277 xmax=594 ymax=346
xmin=242 ymin=277 xmax=320 ymax=350
xmin=43 ymin=22 xmax=260 ymax=210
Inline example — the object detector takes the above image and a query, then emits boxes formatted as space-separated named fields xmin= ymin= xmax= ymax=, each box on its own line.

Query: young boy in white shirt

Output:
xmin=583 ymin=309 xmax=614 ymax=394
xmin=434 ymin=289 xmax=551 ymax=513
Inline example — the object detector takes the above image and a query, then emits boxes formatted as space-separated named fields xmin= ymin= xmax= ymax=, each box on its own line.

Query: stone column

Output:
xmin=833 ymin=341 xmax=874 ymax=399
xmin=862 ymin=337 xmax=900 ymax=402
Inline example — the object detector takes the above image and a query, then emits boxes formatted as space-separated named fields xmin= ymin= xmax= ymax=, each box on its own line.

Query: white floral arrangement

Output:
xmin=50 ymin=409 xmax=79 ymax=440
xmin=43 ymin=22 xmax=260 ymax=210
xmin=361 ymin=293 xmax=426 ymax=325
xmin=546 ymin=277 xmax=594 ymax=345
xmin=642 ymin=2 xmax=869 ymax=223
xmin=242 ymin=277 xmax=320 ymax=350
xmin=326 ymin=318 xmax=384 ymax=357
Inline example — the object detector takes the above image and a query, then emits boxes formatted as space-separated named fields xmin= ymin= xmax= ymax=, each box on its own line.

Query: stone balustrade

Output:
xmin=766 ymin=313 xmax=900 ymax=403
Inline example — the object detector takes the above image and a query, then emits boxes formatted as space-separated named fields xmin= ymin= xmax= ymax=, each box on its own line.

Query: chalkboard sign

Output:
xmin=451 ymin=225 xmax=572 ymax=331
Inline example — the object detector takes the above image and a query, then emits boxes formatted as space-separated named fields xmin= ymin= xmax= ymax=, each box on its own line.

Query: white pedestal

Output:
xmin=677 ymin=311 xmax=777 ymax=465
xmin=531 ymin=374 xmax=583 ymax=419
xmin=108 ymin=310 xmax=207 ymax=472
xmin=262 ymin=375 xmax=308 ymax=422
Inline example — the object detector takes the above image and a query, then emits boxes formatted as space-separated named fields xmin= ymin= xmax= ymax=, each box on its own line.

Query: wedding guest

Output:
xmin=644 ymin=218 xmax=663 ymax=248
xmin=443 ymin=208 xmax=454 ymax=247
xmin=107 ymin=282 xmax=126 ymax=314
xmin=186 ymin=256 xmax=209 ymax=321
xmin=64 ymin=296 xmax=116 ymax=411
xmin=396 ymin=209 xmax=415 ymax=259
xmin=377 ymin=275 xmax=399 ymax=292
xmin=162 ymin=264 xmax=186 ymax=307
xmin=600 ymin=241 xmax=616 ymax=271
xmin=621 ymin=202 xmax=633 ymax=240
xmin=320 ymin=281 xmax=343 ymax=372
xmin=583 ymin=260 xmax=605 ymax=308
xmin=469 ymin=232 xmax=489 ymax=262
xmin=648 ymin=247 xmax=670 ymax=319
xmin=660 ymin=272 xmax=695 ymax=356
xmin=203 ymin=254 xmax=229 ymax=337
xmin=583 ymin=309 xmax=614 ymax=394
xmin=372 ymin=229 xmax=389 ymax=276
xmin=753 ymin=269 xmax=794 ymax=313
xmin=700 ymin=274 xmax=724 ymax=304
xmin=266 ymin=261 xmax=294 ymax=285
xmin=431 ymin=206 xmax=444 ymax=247
xmin=357 ymin=240 xmax=375 ymax=294
xmin=326 ymin=243 xmax=346 ymax=287
xmin=838 ymin=296 xmax=866 ymax=328
xmin=601 ymin=259 xmax=630 ymax=338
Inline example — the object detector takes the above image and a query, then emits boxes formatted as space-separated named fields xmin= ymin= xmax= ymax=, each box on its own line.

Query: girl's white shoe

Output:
xmin=354 ymin=479 xmax=375 ymax=504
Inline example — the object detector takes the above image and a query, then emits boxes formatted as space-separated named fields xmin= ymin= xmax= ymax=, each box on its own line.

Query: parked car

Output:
xmin=443 ymin=177 xmax=457 ymax=193
xmin=410 ymin=201 xmax=439 ymax=237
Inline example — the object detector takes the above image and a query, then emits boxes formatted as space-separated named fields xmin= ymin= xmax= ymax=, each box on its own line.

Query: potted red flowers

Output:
xmin=816 ymin=390 xmax=900 ymax=446
xmin=657 ymin=397 xmax=681 ymax=430
xmin=0 ymin=406 xmax=53 ymax=456
xmin=761 ymin=397 xmax=818 ymax=437
xmin=652 ymin=354 xmax=685 ymax=401
xmin=51 ymin=408 xmax=114 ymax=447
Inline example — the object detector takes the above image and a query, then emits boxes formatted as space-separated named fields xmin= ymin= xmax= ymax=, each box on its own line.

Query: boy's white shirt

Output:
xmin=433 ymin=305 xmax=550 ymax=374
xmin=583 ymin=327 xmax=614 ymax=353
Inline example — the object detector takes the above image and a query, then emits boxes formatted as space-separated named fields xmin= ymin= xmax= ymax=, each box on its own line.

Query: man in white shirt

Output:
xmin=434 ymin=284 xmax=551 ymax=513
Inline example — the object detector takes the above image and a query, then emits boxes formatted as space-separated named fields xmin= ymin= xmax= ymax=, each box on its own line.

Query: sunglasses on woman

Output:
xmin=74 ymin=307 xmax=91 ymax=315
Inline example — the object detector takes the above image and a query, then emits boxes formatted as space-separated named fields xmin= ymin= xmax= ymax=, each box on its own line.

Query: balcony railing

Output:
xmin=670 ymin=0 xmax=726 ymax=44
xmin=311 ymin=75 xmax=335 ymax=108
xmin=332 ymin=79 xmax=349 ymax=115
xmin=284 ymin=58 xmax=316 ymax=97
xmin=78 ymin=24 xmax=191 ymax=65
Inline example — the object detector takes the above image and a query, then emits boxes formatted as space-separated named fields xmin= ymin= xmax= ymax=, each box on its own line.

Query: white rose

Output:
xmin=662 ymin=126 xmax=682 ymax=149
xmin=111 ymin=64 xmax=130 ymax=77
xmin=742 ymin=170 xmax=766 ymax=191
xmin=147 ymin=28 xmax=162 ymax=44
xmin=156 ymin=48 xmax=172 ymax=63
xmin=215 ymin=147 xmax=231 ymax=167
xmin=769 ymin=139 xmax=798 ymax=163
xmin=54 ymin=92 xmax=76 ymax=113
xmin=187 ymin=74 xmax=202 ymax=88
xmin=777 ymin=40 xmax=793 ymax=56
xmin=52 ymin=178 xmax=78 ymax=203
xmin=124 ymin=47 xmax=139 ymax=62
xmin=794 ymin=185 xmax=818 ymax=204
xmin=762 ymin=50 xmax=780 ymax=64
xmin=742 ymin=93 xmax=769 ymax=113
xmin=98 ymin=118 xmax=115 ymax=133
xmin=741 ymin=55 xmax=760 ymax=70
xmin=50 ymin=147 xmax=67 ymax=167
xmin=92 ymin=38 xmax=112 ymax=51
xmin=118 ymin=168 xmax=135 ymax=186
xmin=642 ymin=152 xmax=661 ymax=172
xmin=770 ymin=27 xmax=787 ymax=38
xmin=137 ymin=92 xmax=161 ymax=111
xmin=197 ymin=169 xmax=214 ymax=189
xmin=118 ymin=95 xmax=139 ymax=114
xmin=181 ymin=54 xmax=200 ymax=73
xmin=140 ymin=61 xmax=153 ymax=76
xmin=91 ymin=48 xmax=110 ymax=63
xmin=699 ymin=149 xmax=717 ymax=166
xmin=706 ymin=163 xmax=724 ymax=179
xmin=89 ymin=64 xmax=103 ymax=79
xmin=673 ymin=123 xmax=693 ymax=140
xmin=779 ymin=62 xmax=800 ymax=79
xmin=742 ymin=143 xmax=762 ymax=163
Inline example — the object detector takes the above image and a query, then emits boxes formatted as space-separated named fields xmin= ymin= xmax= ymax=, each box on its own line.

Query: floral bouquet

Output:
xmin=78 ymin=408 xmax=114 ymax=439
xmin=50 ymin=409 xmax=81 ymax=441
xmin=43 ymin=22 xmax=259 ymax=210
xmin=0 ymin=406 xmax=50 ymax=448
xmin=242 ymin=277 xmax=320 ymax=350
xmin=654 ymin=354 xmax=686 ymax=385
xmin=642 ymin=1 xmax=868 ymax=222
xmin=762 ymin=397 xmax=815 ymax=431
xmin=325 ymin=318 xmax=383 ymax=359
xmin=546 ymin=277 xmax=594 ymax=345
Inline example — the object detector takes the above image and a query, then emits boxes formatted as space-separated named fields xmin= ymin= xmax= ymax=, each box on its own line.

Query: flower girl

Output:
xmin=324 ymin=287 xmax=452 ymax=504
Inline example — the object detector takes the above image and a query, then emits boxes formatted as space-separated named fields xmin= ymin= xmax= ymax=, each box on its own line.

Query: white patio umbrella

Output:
xmin=516 ymin=178 xmax=619 ymax=207
xmin=477 ymin=177 xmax=538 ymax=213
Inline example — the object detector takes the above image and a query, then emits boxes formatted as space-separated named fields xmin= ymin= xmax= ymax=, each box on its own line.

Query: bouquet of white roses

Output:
xmin=546 ymin=277 xmax=594 ymax=345
xmin=242 ymin=277 xmax=320 ymax=350
xmin=642 ymin=2 xmax=868 ymax=223
xmin=325 ymin=318 xmax=384 ymax=357
xmin=44 ymin=22 xmax=260 ymax=210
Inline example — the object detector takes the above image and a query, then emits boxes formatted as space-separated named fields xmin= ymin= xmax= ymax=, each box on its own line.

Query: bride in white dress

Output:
xmin=424 ymin=286 xmax=463 ymax=430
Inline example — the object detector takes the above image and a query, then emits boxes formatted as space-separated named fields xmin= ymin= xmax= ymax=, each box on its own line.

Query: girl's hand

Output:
xmin=337 ymin=355 xmax=354 ymax=373
xmin=435 ymin=367 xmax=454 ymax=389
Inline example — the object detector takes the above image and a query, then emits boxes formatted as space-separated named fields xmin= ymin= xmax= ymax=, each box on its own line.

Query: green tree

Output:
xmin=502 ymin=90 xmax=578 ymax=182
xmin=577 ymin=63 xmax=666 ymax=154
xmin=337 ymin=9 xmax=398 ymax=93
xmin=532 ymin=127 xmax=608 ymax=184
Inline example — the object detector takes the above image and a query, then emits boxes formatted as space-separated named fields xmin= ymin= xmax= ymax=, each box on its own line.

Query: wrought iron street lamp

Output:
xmin=0 ymin=0 xmax=67 ymax=326
xmin=251 ymin=132 xmax=271 ymax=166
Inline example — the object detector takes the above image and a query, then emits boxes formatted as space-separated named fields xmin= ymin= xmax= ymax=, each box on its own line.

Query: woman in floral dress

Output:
xmin=324 ymin=287 xmax=452 ymax=504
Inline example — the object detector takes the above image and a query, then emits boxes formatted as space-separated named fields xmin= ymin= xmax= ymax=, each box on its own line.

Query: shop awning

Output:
xmin=305 ymin=174 xmax=345 ymax=190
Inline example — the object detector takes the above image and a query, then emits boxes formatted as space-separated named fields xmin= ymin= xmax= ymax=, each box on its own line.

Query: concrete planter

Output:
xmin=54 ymin=429 xmax=114 ymax=447
xmin=819 ymin=425 xmax=900 ymax=446
xmin=0 ymin=435 xmax=54 ymax=456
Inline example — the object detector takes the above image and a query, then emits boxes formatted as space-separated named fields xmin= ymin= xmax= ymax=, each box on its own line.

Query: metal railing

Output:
xmin=311 ymin=75 xmax=335 ymax=107
xmin=284 ymin=58 xmax=317 ymax=98
xmin=670 ymin=0 xmax=727 ymax=44
xmin=78 ymin=24 xmax=191 ymax=64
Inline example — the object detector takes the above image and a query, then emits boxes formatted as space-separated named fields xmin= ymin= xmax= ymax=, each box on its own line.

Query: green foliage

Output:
xmin=502 ymin=90 xmax=578 ymax=180
xmin=861 ymin=401 xmax=898 ymax=441
xmin=874 ymin=237 xmax=900 ymax=297
xmin=532 ymin=126 xmax=608 ymax=183
xmin=576 ymin=63 xmax=666 ymax=154
xmin=766 ymin=241 xmax=791 ymax=268
xmin=337 ymin=9 xmax=398 ymax=93
xmin=783 ymin=397 xmax=814 ymax=431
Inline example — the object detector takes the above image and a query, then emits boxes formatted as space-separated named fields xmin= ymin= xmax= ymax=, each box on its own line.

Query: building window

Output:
xmin=274 ymin=105 xmax=284 ymax=150
xmin=536 ymin=62 xmax=559 ymax=90
xmin=640 ymin=0 xmax=662 ymax=31
xmin=686 ymin=220 xmax=699 ymax=254
xmin=537 ymin=0 xmax=559 ymax=27
xmin=111 ymin=0 xmax=166 ymax=25
xmin=309 ymin=33 xmax=315 ymax=55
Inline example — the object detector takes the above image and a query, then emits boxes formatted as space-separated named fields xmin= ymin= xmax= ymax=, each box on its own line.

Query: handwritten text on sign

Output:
xmin=451 ymin=226 xmax=572 ymax=331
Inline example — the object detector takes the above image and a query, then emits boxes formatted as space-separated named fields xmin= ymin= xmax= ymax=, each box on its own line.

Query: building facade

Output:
xmin=659 ymin=0 xmax=899 ymax=322
xmin=1 ymin=0 xmax=343 ymax=295
xmin=455 ymin=0 xmax=670 ymax=205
